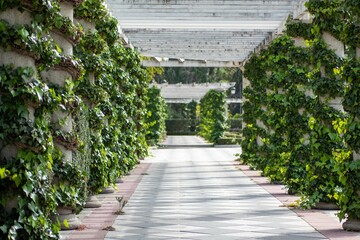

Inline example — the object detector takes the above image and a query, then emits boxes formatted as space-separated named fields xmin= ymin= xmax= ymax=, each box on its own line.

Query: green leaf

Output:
xmin=17 ymin=105 xmax=28 ymax=118
xmin=47 ymin=161 xmax=53 ymax=171
xmin=18 ymin=198 xmax=26 ymax=209
xmin=27 ymin=201 xmax=36 ymax=213
xmin=34 ymin=86 xmax=43 ymax=102
xmin=12 ymin=174 xmax=22 ymax=187
xmin=0 ymin=21 xmax=6 ymax=32
xmin=22 ymin=183 xmax=33 ymax=196
xmin=55 ymin=43 xmax=62 ymax=53
xmin=63 ymin=219 xmax=69 ymax=228
xmin=0 ymin=225 xmax=8 ymax=234
xmin=18 ymin=28 xmax=29 ymax=39
xmin=0 ymin=168 xmax=8 ymax=179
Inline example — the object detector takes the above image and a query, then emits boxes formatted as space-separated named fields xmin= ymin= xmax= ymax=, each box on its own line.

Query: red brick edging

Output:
xmin=64 ymin=162 xmax=151 ymax=240
xmin=237 ymin=164 xmax=360 ymax=240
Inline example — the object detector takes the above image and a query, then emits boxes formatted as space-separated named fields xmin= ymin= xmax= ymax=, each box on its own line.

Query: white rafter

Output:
xmin=151 ymin=82 xmax=236 ymax=100
xmin=105 ymin=0 xmax=302 ymax=66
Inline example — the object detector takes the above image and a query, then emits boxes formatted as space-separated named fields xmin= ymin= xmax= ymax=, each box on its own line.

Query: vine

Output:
xmin=145 ymin=86 xmax=167 ymax=145
xmin=241 ymin=0 xmax=360 ymax=228
xmin=199 ymin=90 xmax=228 ymax=143
xmin=1 ymin=0 xmax=154 ymax=238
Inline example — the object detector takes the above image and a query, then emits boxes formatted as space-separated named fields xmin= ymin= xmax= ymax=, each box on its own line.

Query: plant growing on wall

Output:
xmin=145 ymin=86 xmax=167 ymax=145
xmin=199 ymin=89 xmax=228 ymax=142
xmin=240 ymin=1 xmax=360 ymax=230
xmin=1 ymin=0 xmax=153 ymax=238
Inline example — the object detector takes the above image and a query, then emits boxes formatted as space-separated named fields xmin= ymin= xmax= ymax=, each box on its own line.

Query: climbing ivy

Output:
xmin=0 ymin=0 xmax=153 ymax=238
xmin=145 ymin=86 xmax=167 ymax=145
xmin=241 ymin=0 xmax=360 ymax=226
xmin=199 ymin=90 xmax=228 ymax=142
xmin=74 ymin=0 xmax=151 ymax=193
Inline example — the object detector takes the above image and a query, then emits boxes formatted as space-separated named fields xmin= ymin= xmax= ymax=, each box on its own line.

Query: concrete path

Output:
xmin=105 ymin=138 xmax=327 ymax=240
xmin=160 ymin=135 xmax=213 ymax=147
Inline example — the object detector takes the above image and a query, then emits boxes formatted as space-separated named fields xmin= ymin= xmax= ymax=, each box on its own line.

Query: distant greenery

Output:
xmin=155 ymin=67 xmax=238 ymax=84
xmin=166 ymin=101 xmax=199 ymax=135
xmin=145 ymin=87 xmax=167 ymax=145
xmin=199 ymin=90 xmax=228 ymax=142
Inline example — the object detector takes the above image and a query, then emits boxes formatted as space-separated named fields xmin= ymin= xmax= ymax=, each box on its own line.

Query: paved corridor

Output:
xmin=105 ymin=137 xmax=327 ymax=240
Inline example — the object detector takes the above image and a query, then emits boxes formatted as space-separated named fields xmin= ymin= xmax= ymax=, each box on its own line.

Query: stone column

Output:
xmin=73 ymin=17 xmax=106 ymax=206
xmin=0 ymin=8 xmax=38 ymax=215
xmin=322 ymin=31 xmax=345 ymax=58
xmin=0 ymin=8 xmax=37 ymax=162
xmin=41 ymin=1 xmax=81 ymax=229
xmin=41 ymin=3 xmax=75 ymax=162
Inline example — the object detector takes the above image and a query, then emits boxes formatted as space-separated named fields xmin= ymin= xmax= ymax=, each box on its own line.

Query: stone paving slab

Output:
xmin=105 ymin=145 xmax=330 ymax=239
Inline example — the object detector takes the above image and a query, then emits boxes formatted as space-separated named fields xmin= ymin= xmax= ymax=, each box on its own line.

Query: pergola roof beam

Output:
xmin=122 ymin=19 xmax=282 ymax=30
xmin=141 ymin=54 xmax=251 ymax=62
xmin=105 ymin=0 xmax=300 ymax=64
xmin=142 ymin=60 xmax=241 ymax=68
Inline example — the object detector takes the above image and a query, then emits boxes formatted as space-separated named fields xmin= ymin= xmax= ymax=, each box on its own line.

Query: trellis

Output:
xmin=106 ymin=0 xmax=307 ymax=67
xmin=151 ymin=82 xmax=240 ymax=103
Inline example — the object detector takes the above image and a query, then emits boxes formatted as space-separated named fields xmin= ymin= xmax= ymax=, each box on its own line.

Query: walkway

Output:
xmin=160 ymin=135 xmax=213 ymax=147
xmin=63 ymin=136 xmax=360 ymax=240
xmin=102 ymin=136 xmax=339 ymax=240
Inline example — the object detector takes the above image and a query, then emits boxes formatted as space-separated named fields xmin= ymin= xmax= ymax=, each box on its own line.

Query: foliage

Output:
xmin=242 ymin=0 xmax=360 ymax=223
xmin=52 ymin=149 xmax=87 ymax=211
xmin=156 ymin=67 xmax=238 ymax=84
xmin=199 ymin=90 xmax=228 ymax=142
xmin=286 ymin=18 xmax=314 ymax=40
xmin=0 ymin=0 xmax=153 ymax=238
xmin=145 ymin=87 xmax=167 ymax=145
xmin=74 ymin=0 xmax=108 ymax=23
xmin=306 ymin=0 xmax=360 ymax=47
xmin=0 ymin=150 xmax=59 ymax=240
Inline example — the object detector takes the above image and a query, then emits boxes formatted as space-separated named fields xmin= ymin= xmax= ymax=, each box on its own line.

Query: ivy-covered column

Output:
xmin=73 ymin=7 xmax=104 ymax=208
xmin=340 ymin=26 xmax=360 ymax=232
xmin=240 ymin=58 xmax=266 ymax=169
xmin=145 ymin=86 xmax=167 ymax=145
xmin=74 ymin=0 xmax=117 ymax=198
xmin=0 ymin=0 xmax=86 ymax=237
xmin=0 ymin=4 xmax=58 ymax=236
xmin=304 ymin=1 xmax=360 ymax=230
xmin=240 ymin=67 xmax=249 ymax=130
xmin=0 ymin=7 xmax=37 ymax=162
xmin=39 ymin=0 xmax=84 ymax=230
xmin=199 ymin=90 xmax=228 ymax=143
xmin=0 ymin=7 xmax=41 ymax=232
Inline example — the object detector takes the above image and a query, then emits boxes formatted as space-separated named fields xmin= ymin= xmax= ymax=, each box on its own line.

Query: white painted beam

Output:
xmin=142 ymin=59 xmax=241 ymax=68
xmin=165 ymin=98 xmax=242 ymax=104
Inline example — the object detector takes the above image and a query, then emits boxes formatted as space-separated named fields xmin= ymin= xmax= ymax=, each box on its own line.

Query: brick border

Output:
xmin=62 ymin=162 xmax=151 ymax=240
xmin=62 ymin=160 xmax=360 ymax=240
xmin=236 ymin=164 xmax=360 ymax=240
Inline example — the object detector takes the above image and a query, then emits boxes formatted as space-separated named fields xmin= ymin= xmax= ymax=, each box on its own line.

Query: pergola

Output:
xmin=150 ymin=82 xmax=242 ymax=103
xmin=105 ymin=0 xmax=309 ymax=67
